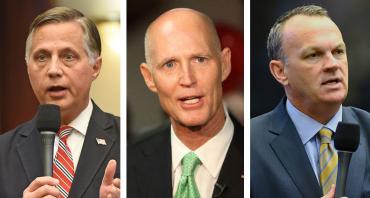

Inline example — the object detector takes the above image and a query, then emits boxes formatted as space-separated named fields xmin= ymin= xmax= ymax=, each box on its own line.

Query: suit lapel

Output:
xmin=16 ymin=123 xmax=43 ymax=182
xmin=135 ymin=126 xmax=172 ymax=198
xmin=269 ymin=100 xmax=322 ymax=197
xmin=69 ymin=104 xmax=117 ymax=197
xmin=342 ymin=108 xmax=366 ymax=197
xmin=212 ymin=118 xmax=243 ymax=198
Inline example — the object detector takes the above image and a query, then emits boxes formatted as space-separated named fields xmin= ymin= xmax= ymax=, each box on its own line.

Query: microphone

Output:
xmin=36 ymin=104 xmax=61 ymax=176
xmin=334 ymin=122 xmax=360 ymax=198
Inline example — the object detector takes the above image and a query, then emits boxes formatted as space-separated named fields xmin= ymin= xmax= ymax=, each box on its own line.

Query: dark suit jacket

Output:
xmin=127 ymin=117 xmax=244 ymax=198
xmin=251 ymin=99 xmax=370 ymax=198
xmin=0 ymin=103 xmax=120 ymax=198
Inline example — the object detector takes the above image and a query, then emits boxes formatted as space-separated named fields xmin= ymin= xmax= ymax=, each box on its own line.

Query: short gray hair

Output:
xmin=267 ymin=5 xmax=329 ymax=61
xmin=25 ymin=7 xmax=101 ymax=65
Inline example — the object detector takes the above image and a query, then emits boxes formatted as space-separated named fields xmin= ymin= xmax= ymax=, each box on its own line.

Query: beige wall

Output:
xmin=91 ymin=21 xmax=120 ymax=116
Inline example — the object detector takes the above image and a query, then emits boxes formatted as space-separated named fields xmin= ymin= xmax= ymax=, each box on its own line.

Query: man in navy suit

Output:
xmin=128 ymin=8 xmax=243 ymax=198
xmin=251 ymin=5 xmax=370 ymax=198
xmin=0 ymin=7 xmax=120 ymax=198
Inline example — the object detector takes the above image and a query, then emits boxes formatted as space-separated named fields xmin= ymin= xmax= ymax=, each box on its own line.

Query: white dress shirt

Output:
xmin=171 ymin=110 xmax=234 ymax=198
xmin=53 ymin=99 xmax=93 ymax=170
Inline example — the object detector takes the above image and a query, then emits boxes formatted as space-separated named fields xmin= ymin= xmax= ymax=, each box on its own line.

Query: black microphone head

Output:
xmin=334 ymin=122 xmax=360 ymax=152
xmin=36 ymin=104 xmax=61 ymax=133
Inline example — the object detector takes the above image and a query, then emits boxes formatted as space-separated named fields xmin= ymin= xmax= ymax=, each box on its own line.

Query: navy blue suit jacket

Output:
xmin=0 ymin=103 xmax=120 ymax=198
xmin=251 ymin=99 xmax=370 ymax=197
xmin=128 ymin=117 xmax=244 ymax=198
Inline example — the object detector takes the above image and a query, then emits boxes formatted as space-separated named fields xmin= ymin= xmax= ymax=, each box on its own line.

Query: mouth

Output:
xmin=47 ymin=85 xmax=67 ymax=92
xmin=46 ymin=85 xmax=68 ymax=98
xmin=180 ymin=96 xmax=201 ymax=104
xmin=322 ymin=77 xmax=342 ymax=85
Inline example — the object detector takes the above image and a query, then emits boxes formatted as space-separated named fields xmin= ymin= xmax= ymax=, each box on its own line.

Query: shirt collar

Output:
xmin=286 ymin=99 xmax=342 ymax=144
xmin=67 ymin=99 xmax=93 ymax=136
xmin=171 ymin=107 xmax=234 ymax=178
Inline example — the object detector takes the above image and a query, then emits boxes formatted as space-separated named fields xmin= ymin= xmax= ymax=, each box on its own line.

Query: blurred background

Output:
xmin=0 ymin=0 xmax=120 ymax=133
xmin=251 ymin=1 xmax=370 ymax=117
xmin=127 ymin=0 xmax=244 ymax=140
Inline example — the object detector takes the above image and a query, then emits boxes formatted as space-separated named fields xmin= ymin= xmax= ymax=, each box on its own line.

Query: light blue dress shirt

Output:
xmin=286 ymin=99 xmax=342 ymax=182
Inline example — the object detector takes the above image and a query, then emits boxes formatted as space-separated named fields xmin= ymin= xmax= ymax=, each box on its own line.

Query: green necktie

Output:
xmin=319 ymin=128 xmax=338 ymax=195
xmin=174 ymin=152 xmax=201 ymax=198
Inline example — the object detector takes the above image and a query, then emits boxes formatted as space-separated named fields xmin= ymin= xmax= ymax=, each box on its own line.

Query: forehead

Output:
xmin=148 ymin=18 xmax=216 ymax=63
xmin=281 ymin=15 xmax=344 ymax=50
xmin=31 ymin=21 xmax=84 ymax=51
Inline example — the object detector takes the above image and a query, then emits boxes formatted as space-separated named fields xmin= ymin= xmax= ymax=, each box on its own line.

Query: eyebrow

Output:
xmin=301 ymin=42 xmax=346 ymax=53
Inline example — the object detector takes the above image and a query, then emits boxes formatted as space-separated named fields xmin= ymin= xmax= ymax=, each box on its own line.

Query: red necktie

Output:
xmin=53 ymin=125 xmax=75 ymax=198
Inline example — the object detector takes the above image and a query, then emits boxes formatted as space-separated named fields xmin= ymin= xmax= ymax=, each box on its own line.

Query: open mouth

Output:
xmin=48 ymin=86 xmax=67 ymax=92
xmin=322 ymin=78 xmax=341 ymax=85
xmin=179 ymin=96 xmax=202 ymax=104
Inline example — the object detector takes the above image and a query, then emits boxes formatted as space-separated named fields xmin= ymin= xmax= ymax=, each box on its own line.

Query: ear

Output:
xmin=140 ymin=62 xmax=158 ymax=93
xmin=92 ymin=56 xmax=102 ymax=79
xmin=269 ymin=59 xmax=288 ymax=86
xmin=220 ymin=47 xmax=232 ymax=82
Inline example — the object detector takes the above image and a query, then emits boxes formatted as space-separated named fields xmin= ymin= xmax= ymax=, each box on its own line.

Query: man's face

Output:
xmin=141 ymin=20 xmax=230 ymax=127
xmin=281 ymin=15 xmax=348 ymax=109
xmin=27 ymin=22 xmax=100 ymax=118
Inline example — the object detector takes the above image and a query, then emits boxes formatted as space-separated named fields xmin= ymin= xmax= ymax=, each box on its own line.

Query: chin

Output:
xmin=177 ymin=116 xmax=208 ymax=128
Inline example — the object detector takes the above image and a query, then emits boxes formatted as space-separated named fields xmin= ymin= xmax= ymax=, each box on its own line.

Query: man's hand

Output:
xmin=23 ymin=176 xmax=60 ymax=198
xmin=100 ymin=160 xmax=120 ymax=198
xmin=322 ymin=184 xmax=335 ymax=198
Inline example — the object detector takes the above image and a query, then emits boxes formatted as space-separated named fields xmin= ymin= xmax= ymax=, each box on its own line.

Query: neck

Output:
xmin=60 ymin=100 xmax=89 ymax=125
xmin=288 ymin=98 xmax=341 ymax=124
xmin=172 ymin=105 xmax=226 ymax=150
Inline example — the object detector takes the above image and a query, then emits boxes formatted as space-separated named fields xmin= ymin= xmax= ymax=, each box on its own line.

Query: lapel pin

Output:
xmin=96 ymin=138 xmax=107 ymax=145
xmin=241 ymin=174 xmax=244 ymax=179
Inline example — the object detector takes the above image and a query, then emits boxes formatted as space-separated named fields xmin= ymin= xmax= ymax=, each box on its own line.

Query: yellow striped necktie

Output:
xmin=319 ymin=128 xmax=338 ymax=195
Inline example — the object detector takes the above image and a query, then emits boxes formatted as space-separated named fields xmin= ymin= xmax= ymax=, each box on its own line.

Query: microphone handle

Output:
xmin=335 ymin=151 xmax=352 ymax=198
xmin=40 ymin=131 xmax=55 ymax=176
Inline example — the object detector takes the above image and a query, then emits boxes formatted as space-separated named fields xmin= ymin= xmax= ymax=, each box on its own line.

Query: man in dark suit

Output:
xmin=251 ymin=5 xmax=370 ymax=198
xmin=0 ymin=7 xmax=120 ymax=198
xmin=128 ymin=8 xmax=243 ymax=198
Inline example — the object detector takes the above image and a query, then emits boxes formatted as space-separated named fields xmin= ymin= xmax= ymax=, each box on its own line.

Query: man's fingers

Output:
xmin=113 ymin=178 xmax=120 ymax=188
xmin=25 ymin=176 xmax=59 ymax=192
xmin=102 ymin=160 xmax=117 ymax=185
xmin=24 ymin=184 xmax=60 ymax=198
xmin=321 ymin=184 xmax=335 ymax=198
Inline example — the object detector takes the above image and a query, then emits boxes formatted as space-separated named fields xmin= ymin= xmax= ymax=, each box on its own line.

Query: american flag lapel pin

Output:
xmin=96 ymin=138 xmax=107 ymax=145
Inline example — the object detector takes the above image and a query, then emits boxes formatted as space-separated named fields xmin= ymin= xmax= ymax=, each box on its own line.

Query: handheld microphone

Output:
xmin=334 ymin=122 xmax=360 ymax=198
xmin=36 ymin=104 xmax=61 ymax=176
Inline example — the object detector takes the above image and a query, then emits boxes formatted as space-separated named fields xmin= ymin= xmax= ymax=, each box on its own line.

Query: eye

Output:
xmin=333 ymin=48 xmax=345 ymax=56
xmin=164 ymin=61 xmax=175 ymax=68
xmin=196 ymin=57 xmax=206 ymax=62
xmin=35 ymin=53 xmax=48 ymax=62
xmin=306 ymin=53 xmax=319 ymax=59
xmin=194 ymin=56 xmax=207 ymax=63
xmin=64 ymin=53 xmax=75 ymax=62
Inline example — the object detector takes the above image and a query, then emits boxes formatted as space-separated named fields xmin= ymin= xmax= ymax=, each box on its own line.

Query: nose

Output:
xmin=47 ymin=57 xmax=63 ymax=78
xmin=323 ymin=52 xmax=342 ymax=72
xmin=179 ymin=63 xmax=196 ymax=87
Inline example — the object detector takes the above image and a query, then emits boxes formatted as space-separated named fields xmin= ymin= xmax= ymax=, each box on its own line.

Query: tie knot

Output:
xmin=181 ymin=152 xmax=201 ymax=176
xmin=57 ymin=125 xmax=73 ymax=140
xmin=319 ymin=128 xmax=333 ymax=144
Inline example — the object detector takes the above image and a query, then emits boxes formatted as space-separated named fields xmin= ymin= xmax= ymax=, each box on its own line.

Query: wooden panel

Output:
xmin=0 ymin=0 xmax=50 ymax=133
